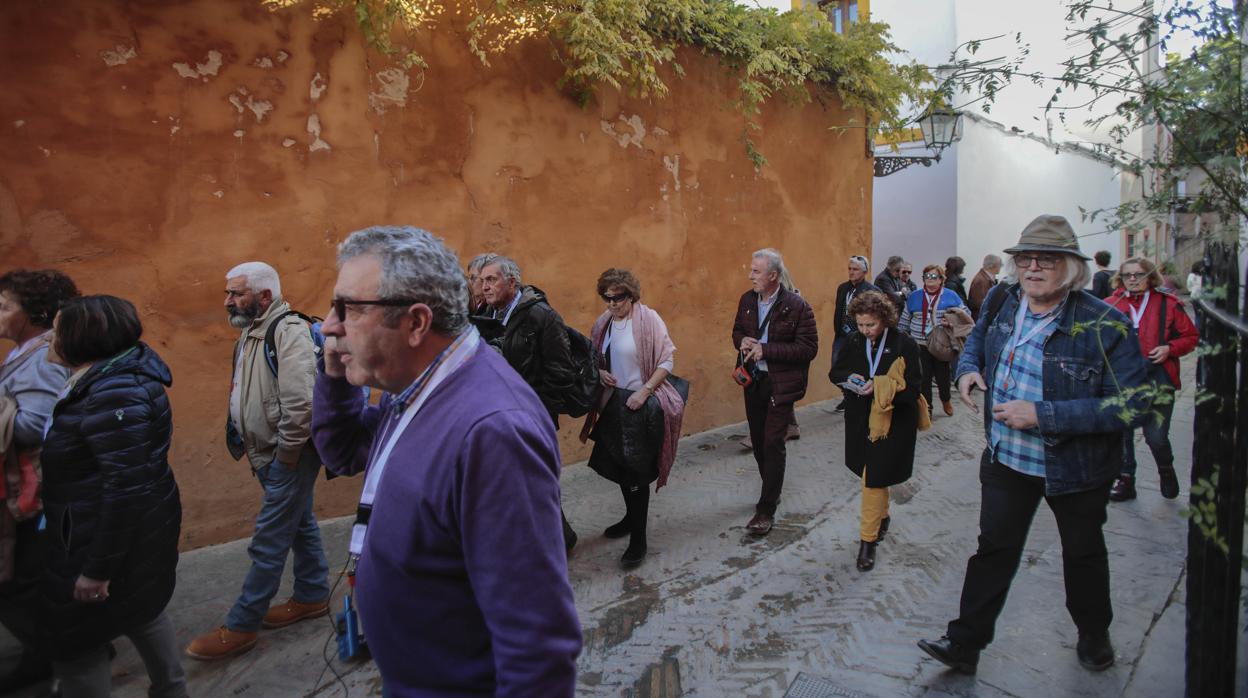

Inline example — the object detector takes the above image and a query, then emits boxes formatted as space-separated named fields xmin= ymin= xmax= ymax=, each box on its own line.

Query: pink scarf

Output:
xmin=579 ymin=303 xmax=685 ymax=491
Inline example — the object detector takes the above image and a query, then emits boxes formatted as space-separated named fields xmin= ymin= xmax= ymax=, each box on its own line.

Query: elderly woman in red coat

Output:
xmin=1105 ymin=257 xmax=1199 ymax=502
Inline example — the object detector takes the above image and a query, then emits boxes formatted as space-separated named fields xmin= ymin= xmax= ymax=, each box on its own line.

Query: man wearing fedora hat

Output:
xmin=918 ymin=214 xmax=1151 ymax=675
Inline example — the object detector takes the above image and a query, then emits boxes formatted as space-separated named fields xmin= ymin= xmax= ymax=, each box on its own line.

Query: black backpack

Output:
xmin=263 ymin=311 xmax=324 ymax=376
xmin=560 ymin=326 xmax=599 ymax=418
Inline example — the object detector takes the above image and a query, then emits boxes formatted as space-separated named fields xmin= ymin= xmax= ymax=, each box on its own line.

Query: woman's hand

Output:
xmin=600 ymin=370 xmax=618 ymax=387
xmin=626 ymin=388 xmax=650 ymax=411
xmin=859 ymin=379 xmax=875 ymax=396
xmin=73 ymin=575 xmax=110 ymax=603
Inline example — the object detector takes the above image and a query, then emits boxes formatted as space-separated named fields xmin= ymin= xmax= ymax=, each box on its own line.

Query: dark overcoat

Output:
xmin=40 ymin=343 xmax=182 ymax=659
xmin=829 ymin=328 xmax=922 ymax=488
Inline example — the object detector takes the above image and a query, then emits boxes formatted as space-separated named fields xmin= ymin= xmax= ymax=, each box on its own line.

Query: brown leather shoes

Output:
xmin=185 ymin=626 xmax=258 ymax=661
xmin=746 ymin=512 xmax=774 ymax=536
xmin=942 ymin=400 xmax=954 ymax=416
xmin=263 ymin=597 xmax=330 ymax=629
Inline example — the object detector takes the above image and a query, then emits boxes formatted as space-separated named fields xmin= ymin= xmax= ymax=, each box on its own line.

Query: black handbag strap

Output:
xmin=1157 ymin=292 xmax=1167 ymax=347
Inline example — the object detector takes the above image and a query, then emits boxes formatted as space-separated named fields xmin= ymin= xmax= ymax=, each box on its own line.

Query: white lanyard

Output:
xmin=1127 ymin=291 xmax=1150 ymax=329
xmin=1000 ymin=296 xmax=1060 ymax=390
xmin=349 ymin=328 xmax=480 ymax=558
xmin=922 ymin=292 xmax=940 ymax=334
xmin=865 ymin=329 xmax=888 ymax=377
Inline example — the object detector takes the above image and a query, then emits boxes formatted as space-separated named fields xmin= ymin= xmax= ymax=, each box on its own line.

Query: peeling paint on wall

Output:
xmin=13 ymin=121 xmax=24 ymax=129
xmin=172 ymin=50 xmax=223 ymax=81
xmin=307 ymin=114 xmax=330 ymax=152
xmin=600 ymin=113 xmax=648 ymax=149
xmin=281 ymin=137 xmax=296 ymax=148
xmin=309 ymin=72 xmax=327 ymax=102
xmin=276 ymin=50 xmax=290 ymax=63
xmin=100 ymin=45 xmax=136 ymax=67
xmin=368 ymin=68 xmax=409 ymax=114
xmin=253 ymin=56 xmax=274 ymax=69
xmin=229 ymin=87 xmax=273 ymax=122
xmin=663 ymin=154 xmax=681 ymax=191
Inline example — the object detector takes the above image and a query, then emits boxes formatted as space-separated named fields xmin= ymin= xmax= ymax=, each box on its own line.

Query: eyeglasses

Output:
xmin=1121 ymin=271 xmax=1147 ymax=280
xmin=922 ymin=273 xmax=943 ymax=280
xmin=330 ymin=297 xmax=417 ymax=322
xmin=601 ymin=293 xmax=630 ymax=304
xmin=1014 ymin=253 xmax=1061 ymax=270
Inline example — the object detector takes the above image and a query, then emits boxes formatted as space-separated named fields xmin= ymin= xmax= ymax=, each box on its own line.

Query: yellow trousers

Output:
xmin=860 ymin=465 xmax=890 ymax=542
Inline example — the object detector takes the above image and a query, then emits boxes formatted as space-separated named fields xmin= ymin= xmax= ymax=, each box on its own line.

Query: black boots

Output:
xmin=877 ymin=515 xmax=891 ymax=542
xmin=856 ymin=540 xmax=877 ymax=571
xmin=918 ymin=636 xmax=980 ymax=674
xmin=1158 ymin=465 xmax=1180 ymax=499
xmin=618 ymin=484 xmax=649 ymax=569
xmin=1076 ymin=632 xmax=1115 ymax=671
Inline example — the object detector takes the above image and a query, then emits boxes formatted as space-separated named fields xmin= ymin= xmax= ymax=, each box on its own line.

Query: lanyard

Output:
xmin=1127 ymin=291 xmax=1150 ymax=329
xmin=349 ymin=328 xmax=481 ymax=559
xmin=1000 ymin=297 xmax=1060 ymax=391
xmin=865 ymin=329 xmax=888 ymax=377
xmin=921 ymin=291 xmax=940 ymax=334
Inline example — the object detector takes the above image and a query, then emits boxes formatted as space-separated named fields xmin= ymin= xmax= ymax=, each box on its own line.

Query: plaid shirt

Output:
xmin=990 ymin=302 xmax=1063 ymax=477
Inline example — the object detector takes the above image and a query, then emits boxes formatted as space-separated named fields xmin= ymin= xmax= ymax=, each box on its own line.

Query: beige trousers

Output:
xmin=860 ymin=465 xmax=890 ymax=542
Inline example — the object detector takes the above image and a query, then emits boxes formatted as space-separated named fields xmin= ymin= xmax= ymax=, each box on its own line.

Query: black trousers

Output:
xmin=919 ymin=344 xmax=952 ymax=405
xmin=743 ymin=373 xmax=794 ymax=516
xmin=947 ymin=457 xmax=1113 ymax=650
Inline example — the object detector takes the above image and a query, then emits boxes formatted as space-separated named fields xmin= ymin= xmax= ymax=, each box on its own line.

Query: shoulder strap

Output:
xmin=263 ymin=310 xmax=315 ymax=376
xmin=1157 ymin=292 xmax=1167 ymax=346
xmin=984 ymin=283 xmax=1017 ymax=326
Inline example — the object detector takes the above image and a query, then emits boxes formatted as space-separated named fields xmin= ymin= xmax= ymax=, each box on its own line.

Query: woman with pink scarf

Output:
xmin=580 ymin=269 xmax=686 ymax=569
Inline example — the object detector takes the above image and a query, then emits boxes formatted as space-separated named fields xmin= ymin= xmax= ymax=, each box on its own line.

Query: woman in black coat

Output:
xmin=42 ymin=296 xmax=185 ymax=697
xmin=829 ymin=291 xmax=923 ymax=572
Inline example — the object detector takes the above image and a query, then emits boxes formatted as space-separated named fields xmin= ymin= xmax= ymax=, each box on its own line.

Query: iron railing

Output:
xmin=1187 ymin=240 xmax=1247 ymax=697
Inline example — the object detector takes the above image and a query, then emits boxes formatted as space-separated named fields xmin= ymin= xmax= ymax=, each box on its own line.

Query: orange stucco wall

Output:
xmin=0 ymin=1 xmax=873 ymax=548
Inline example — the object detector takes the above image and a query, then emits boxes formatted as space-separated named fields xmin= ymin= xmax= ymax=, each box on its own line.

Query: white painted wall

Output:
xmin=872 ymin=146 xmax=958 ymax=273
xmin=955 ymin=119 xmax=1123 ymax=281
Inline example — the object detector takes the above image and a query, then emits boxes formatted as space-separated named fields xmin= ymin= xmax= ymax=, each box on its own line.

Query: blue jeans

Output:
xmin=226 ymin=454 xmax=330 ymax=632
xmin=1121 ymin=389 xmax=1176 ymax=477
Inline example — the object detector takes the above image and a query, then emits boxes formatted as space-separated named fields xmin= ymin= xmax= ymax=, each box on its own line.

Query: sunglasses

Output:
xmin=900 ymin=270 xmax=912 ymax=275
xmin=601 ymin=293 xmax=630 ymax=304
xmin=330 ymin=297 xmax=417 ymax=322
xmin=922 ymin=273 xmax=943 ymax=280
xmin=1014 ymin=253 xmax=1061 ymax=270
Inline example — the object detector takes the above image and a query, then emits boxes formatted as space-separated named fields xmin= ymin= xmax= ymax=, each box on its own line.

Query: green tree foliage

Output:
xmin=334 ymin=0 xmax=931 ymax=165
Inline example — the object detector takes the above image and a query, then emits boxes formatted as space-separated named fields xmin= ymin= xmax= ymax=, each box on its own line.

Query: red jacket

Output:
xmin=1106 ymin=289 xmax=1199 ymax=389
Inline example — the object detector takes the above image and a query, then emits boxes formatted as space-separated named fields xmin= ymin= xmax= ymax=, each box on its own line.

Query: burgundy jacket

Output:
xmin=732 ymin=287 xmax=819 ymax=406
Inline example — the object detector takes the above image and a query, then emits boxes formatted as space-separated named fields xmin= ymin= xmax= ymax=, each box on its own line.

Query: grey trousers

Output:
xmin=53 ymin=611 xmax=187 ymax=698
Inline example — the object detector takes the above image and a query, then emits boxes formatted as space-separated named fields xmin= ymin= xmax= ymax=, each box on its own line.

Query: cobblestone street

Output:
xmin=36 ymin=363 xmax=1199 ymax=697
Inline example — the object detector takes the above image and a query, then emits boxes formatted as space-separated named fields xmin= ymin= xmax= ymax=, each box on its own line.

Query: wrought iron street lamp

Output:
xmin=873 ymin=110 xmax=964 ymax=177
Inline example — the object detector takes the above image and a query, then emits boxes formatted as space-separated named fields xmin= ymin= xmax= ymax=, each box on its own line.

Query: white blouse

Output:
xmin=605 ymin=317 xmax=673 ymax=392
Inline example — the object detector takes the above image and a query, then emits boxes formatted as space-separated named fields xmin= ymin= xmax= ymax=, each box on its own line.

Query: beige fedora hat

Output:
xmin=1003 ymin=214 xmax=1092 ymax=261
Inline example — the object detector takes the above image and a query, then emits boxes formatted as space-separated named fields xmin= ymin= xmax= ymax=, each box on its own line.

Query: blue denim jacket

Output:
xmin=956 ymin=285 xmax=1151 ymax=495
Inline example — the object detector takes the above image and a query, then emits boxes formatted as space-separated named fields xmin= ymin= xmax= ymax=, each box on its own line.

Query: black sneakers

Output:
xmin=1158 ymin=467 xmax=1180 ymax=499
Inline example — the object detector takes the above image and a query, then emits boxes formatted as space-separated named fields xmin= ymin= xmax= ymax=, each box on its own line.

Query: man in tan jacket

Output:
xmin=186 ymin=262 xmax=330 ymax=660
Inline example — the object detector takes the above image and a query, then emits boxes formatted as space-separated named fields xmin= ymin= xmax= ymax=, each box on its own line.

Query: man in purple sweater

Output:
xmin=311 ymin=226 xmax=581 ymax=696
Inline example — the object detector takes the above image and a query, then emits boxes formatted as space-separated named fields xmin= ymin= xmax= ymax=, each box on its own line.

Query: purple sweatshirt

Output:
xmin=312 ymin=347 xmax=581 ymax=697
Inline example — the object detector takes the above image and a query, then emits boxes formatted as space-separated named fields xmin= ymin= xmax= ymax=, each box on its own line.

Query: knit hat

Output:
xmin=1003 ymin=215 xmax=1092 ymax=260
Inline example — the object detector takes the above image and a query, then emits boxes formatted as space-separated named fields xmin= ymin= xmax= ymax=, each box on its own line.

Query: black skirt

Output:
xmin=587 ymin=388 xmax=664 ymax=486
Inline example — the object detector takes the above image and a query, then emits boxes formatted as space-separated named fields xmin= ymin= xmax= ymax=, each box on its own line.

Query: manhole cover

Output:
xmin=784 ymin=673 xmax=874 ymax=698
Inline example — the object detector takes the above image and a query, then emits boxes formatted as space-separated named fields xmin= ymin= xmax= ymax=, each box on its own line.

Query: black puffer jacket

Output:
xmin=492 ymin=286 xmax=576 ymax=420
xmin=40 ymin=343 xmax=181 ymax=659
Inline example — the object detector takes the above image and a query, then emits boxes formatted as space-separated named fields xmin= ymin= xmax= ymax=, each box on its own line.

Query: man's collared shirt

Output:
xmin=756 ymin=286 xmax=780 ymax=372
xmin=497 ymin=291 xmax=523 ymax=326
xmin=990 ymin=298 xmax=1065 ymax=478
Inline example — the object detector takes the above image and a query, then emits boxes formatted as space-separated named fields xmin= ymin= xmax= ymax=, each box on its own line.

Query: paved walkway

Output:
xmin=10 ymin=361 xmax=1207 ymax=696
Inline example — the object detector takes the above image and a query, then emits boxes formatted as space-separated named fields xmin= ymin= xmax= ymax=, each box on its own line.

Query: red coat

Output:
xmin=1106 ymin=289 xmax=1199 ymax=389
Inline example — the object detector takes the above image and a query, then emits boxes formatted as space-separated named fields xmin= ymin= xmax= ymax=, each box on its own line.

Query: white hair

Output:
xmin=484 ymin=256 xmax=522 ymax=285
xmin=338 ymin=226 xmax=469 ymax=334
xmin=226 ymin=261 xmax=282 ymax=300
xmin=983 ymin=254 xmax=1003 ymax=269
xmin=467 ymin=253 xmax=499 ymax=275
xmin=1003 ymin=253 xmax=1091 ymax=291
xmin=849 ymin=255 xmax=870 ymax=273
xmin=752 ymin=248 xmax=787 ymax=276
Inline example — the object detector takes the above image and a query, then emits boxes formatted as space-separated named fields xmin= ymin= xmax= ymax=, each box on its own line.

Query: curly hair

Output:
xmin=847 ymin=290 xmax=898 ymax=327
xmin=596 ymin=268 xmax=641 ymax=301
xmin=0 ymin=269 xmax=80 ymax=329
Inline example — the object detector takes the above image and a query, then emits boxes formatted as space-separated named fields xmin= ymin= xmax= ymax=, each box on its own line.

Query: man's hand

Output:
xmin=958 ymin=372 xmax=986 ymax=413
xmin=747 ymin=343 xmax=764 ymax=363
xmin=600 ymin=370 xmax=618 ymax=388
xmin=323 ymin=339 xmax=346 ymax=378
xmin=1147 ymin=344 xmax=1171 ymax=364
xmin=991 ymin=400 xmax=1039 ymax=430
xmin=73 ymin=575 xmax=110 ymax=603
xmin=739 ymin=337 xmax=759 ymax=353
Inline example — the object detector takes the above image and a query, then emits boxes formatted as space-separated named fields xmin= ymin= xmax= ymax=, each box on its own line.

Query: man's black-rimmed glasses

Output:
xmin=331 ymin=298 xmax=417 ymax=322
